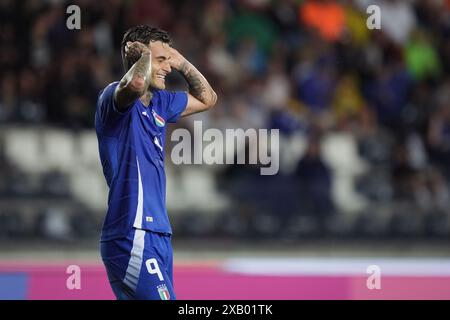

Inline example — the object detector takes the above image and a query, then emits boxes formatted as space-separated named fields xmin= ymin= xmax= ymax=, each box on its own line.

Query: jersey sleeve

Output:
xmin=97 ymin=82 xmax=133 ymax=128
xmin=159 ymin=90 xmax=188 ymax=123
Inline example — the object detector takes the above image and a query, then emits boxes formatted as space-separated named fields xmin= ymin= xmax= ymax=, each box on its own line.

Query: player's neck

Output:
xmin=139 ymin=90 xmax=153 ymax=107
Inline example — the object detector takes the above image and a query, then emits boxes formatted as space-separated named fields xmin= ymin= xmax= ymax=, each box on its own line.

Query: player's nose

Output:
xmin=163 ymin=61 xmax=171 ymax=73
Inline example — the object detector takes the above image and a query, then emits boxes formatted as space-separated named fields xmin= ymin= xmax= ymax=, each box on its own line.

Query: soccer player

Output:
xmin=95 ymin=25 xmax=217 ymax=300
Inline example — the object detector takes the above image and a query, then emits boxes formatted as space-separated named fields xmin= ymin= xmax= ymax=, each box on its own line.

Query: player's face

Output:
xmin=149 ymin=41 xmax=172 ymax=90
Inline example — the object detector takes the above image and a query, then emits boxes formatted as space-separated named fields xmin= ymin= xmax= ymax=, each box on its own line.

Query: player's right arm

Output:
xmin=114 ymin=41 xmax=152 ymax=111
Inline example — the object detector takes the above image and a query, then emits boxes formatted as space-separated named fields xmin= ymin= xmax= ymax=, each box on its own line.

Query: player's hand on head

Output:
xmin=168 ymin=47 xmax=186 ymax=71
xmin=125 ymin=41 xmax=151 ymax=61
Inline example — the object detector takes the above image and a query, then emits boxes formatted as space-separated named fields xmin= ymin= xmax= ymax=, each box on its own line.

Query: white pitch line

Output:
xmin=222 ymin=257 xmax=450 ymax=276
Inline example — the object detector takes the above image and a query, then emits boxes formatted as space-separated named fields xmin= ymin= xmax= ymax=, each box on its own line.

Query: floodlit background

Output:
xmin=0 ymin=0 xmax=450 ymax=299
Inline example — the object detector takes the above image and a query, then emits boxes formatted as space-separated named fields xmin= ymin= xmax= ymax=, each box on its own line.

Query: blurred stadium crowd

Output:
xmin=1 ymin=0 xmax=450 ymax=242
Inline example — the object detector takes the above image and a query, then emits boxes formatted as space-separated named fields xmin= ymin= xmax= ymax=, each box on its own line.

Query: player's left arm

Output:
xmin=169 ymin=48 xmax=217 ymax=117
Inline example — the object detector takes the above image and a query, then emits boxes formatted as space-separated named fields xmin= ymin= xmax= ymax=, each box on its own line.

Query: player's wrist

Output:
xmin=177 ymin=60 xmax=191 ymax=73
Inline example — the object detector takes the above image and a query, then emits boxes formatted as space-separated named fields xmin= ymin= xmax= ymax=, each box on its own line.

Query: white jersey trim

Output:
xmin=133 ymin=156 xmax=143 ymax=229
xmin=123 ymin=229 xmax=145 ymax=291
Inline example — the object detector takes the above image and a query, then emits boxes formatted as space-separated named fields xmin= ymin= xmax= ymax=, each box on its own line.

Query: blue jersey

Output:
xmin=95 ymin=81 xmax=188 ymax=242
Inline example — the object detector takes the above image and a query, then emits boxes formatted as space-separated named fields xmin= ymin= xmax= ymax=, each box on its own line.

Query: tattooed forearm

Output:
xmin=179 ymin=61 xmax=216 ymax=106
xmin=180 ymin=62 xmax=206 ymax=99
xmin=127 ymin=51 xmax=152 ymax=90
xmin=115 ymin=51 xmax=152 ymax=110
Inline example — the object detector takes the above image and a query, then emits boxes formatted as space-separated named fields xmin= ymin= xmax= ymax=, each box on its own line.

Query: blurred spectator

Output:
xmin=206 ymin=31 xmax=241 ymax=86
xmin=343 ymin=3 xmax=370 ymax=46
xmin=405 ymin=29 xmax=442 ymax=81
xmin=128 ymin=0 xmax=173 ymax=30
xmin=300 ymin=0 xmax=346 ymax=42
xmin=262 ymin=59 xmax=291 ymax=111
xmin=391 ymin=141 xmax=417 ymax=202
xmin=428 ymin=96 xmax=450 ymax=176
xmin=294 ymin=50 xmax=338 ymax=114
xmin=332 ymin=74 xmax=365 ymax=122
xmin=17 ymin=67 xmax=45 ymax=122
xmin=227 ymin=10 xmax=278 ymax=58
xmin=202 ymin=0 xmax=231 ymax=38
xmin=356 ymin=107 xmax=394 ymax=166
xmin=378 ymin=0 xmax=417 ymax=46
xmin=364 ymin=64 xmax=412 ymax=129
xmin=295 ymin=133 xmax=334 ymax=217
xmin=0 ymin=73 xmax=17 ymax=122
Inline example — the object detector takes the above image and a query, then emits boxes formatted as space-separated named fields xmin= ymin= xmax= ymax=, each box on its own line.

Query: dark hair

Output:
xmin=121 ymin=25 xmax=172 ymax=71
